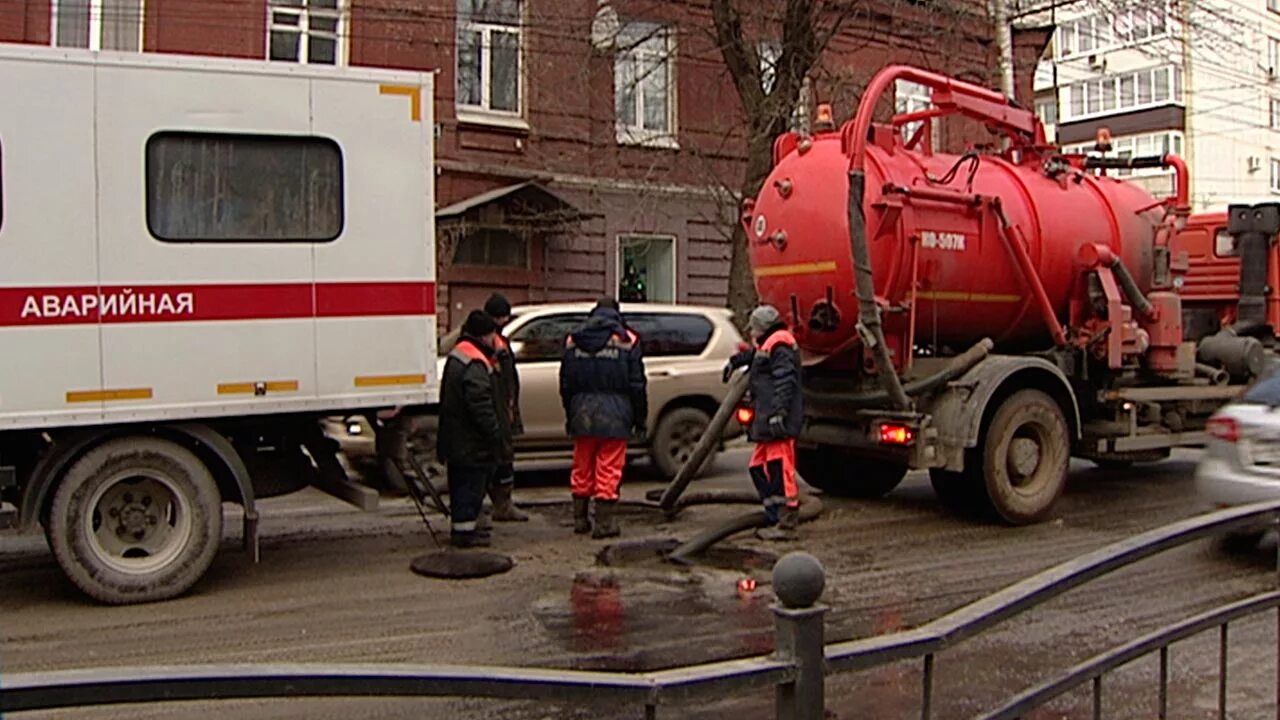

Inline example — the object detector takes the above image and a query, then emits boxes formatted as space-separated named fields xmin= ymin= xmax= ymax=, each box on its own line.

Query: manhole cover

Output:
xmin=410 ymin=550 xmax=514 ymax=579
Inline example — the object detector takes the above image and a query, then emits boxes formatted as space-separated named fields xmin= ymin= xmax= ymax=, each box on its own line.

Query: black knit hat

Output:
xmin=484 ymin=293 xmax=512 ymax=318
xmin=462 ymin=309 xmax=498 ymax=337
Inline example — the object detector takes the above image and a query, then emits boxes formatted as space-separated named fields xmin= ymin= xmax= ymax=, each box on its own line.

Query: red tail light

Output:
xmin=879 ymin=423 xmax=915 ymax=446
xmin=1206 ymin=415 xmax=1239 ymax=443
xmin=736 ymin=406 xmax=755 ymax=425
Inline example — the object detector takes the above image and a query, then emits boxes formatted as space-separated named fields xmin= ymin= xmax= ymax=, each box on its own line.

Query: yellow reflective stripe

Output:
xmin=355 ymin=373 xmax=427 ymax=388
xmin=66 ymin=388 xmax=153 ymax=403
xmin=378 ymin=84 xmax=422 ymax=122
xmin=217 ymin=380 xmax=300 ymax=395
xmin=753 ymin=261 xmax=839 ymax=278
xmin=916 ymin=291 xmax=1022 ymax=303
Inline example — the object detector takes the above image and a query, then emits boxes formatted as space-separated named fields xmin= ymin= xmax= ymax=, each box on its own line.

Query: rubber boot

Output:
xmin=573 ymin=496 xmax=592 ymax=535
xmin=756 ymin=504 xmax=799 ymax=542
xmin=450 ymin=531 xmax=491 ymax=549
xmin=489 ymin=482 xmax=529 ymax=522
xmin=592 ymin=499 xmax=621 ymax=539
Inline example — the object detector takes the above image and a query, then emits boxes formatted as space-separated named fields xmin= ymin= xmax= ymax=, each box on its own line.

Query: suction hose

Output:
xmin=849 ymin=171 xmax=911 ymax=410
xmin=667 ymin=495 xmax=824 ymax=565
xmin=657 ymin=372 xmax=749 ymax=514
xmin=809 ymin=337 xmax=994 ymax=409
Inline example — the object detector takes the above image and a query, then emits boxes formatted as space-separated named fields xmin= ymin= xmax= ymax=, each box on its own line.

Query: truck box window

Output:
xmin=146 ymin=132 xmax=343 ymax=242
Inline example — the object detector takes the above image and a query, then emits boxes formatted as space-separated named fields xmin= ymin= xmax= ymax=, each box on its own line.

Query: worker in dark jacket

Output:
xmin=483 ymin=293 xmax=529 ymax=522
xmin=559 ymin=298 xmax=647 ymax=539
xmin=437 ymin=310 xmax=514 ymax=548
xmin=723 ymin=305 xmax=804 ymax=541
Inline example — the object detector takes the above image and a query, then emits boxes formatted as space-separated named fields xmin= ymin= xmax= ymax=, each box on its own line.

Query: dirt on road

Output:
xmin=1 ymin=449 xmax=1276 ymax=719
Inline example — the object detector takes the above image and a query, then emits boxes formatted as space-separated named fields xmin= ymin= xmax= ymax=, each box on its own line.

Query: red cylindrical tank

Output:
xmin=746 ymin=72 xmax=1168 ymax=359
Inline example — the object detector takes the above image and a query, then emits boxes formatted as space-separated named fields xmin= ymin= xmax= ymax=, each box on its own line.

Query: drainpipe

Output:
xmin=989 ymin=0 xmax=1015 ymax=98
xmin=1180 ymin=0 xmax=1194 ymax=209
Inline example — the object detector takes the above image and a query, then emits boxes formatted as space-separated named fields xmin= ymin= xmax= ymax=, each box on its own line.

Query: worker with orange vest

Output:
xmin=438 ymin=310 xmax=514 ymax=548
xmin=482 ymin=293 xmax=529 ymax=523
xmin=559 ymin=298 xmax=647 ymax=539
xmin=723 ymin=305 xmax=804 ymax=541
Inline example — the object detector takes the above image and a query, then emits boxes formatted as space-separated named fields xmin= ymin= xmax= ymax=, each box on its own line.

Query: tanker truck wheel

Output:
xmin=47 ymin=437 xmax=223 ymax=604
xmin=973 ymin=389 xmax=1070 ymax=525
xmin=797 ymin=446 xmax=906 ymax=498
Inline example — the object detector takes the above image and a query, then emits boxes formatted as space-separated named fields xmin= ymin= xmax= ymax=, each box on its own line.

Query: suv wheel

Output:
xmin=651 ymin=406 xmax=715 ymax=480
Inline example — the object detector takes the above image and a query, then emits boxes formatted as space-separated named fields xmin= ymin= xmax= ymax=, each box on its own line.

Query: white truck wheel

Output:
xmin=48 ymin=437 xmax=223 ymax=604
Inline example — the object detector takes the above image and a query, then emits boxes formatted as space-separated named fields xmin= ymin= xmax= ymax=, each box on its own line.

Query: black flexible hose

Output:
xmin=667 ymin=495 xmax=824 ymax=564
xmin=807 ymin=337 xmax=993 ymax=409
xmin=849 ymin=171 xmax=911 ymax=410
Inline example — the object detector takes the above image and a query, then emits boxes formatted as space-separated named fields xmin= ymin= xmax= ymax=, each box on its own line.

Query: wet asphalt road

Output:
xmin=2 ymin=447 xmax=1278 ymax=719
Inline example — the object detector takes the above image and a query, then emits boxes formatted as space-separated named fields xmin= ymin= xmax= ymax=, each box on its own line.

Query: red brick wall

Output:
xmin=0 ymin=0 xmax=50 ymax=44
xmin=147 ymin=0 xmax=264 ymax=58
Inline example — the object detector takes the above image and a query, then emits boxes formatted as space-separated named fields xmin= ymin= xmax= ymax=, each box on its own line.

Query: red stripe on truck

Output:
xmin=0 ymin=282 xmax=436 ymax=326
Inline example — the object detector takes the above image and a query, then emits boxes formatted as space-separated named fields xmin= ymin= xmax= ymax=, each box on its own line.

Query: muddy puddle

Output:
xmin=532 ymin=537 xmax=781 ymax=670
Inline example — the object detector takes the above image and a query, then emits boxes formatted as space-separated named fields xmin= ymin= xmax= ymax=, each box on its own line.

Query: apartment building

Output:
xmin=0 ymin=1 xmax=1044 ymax=329
xmin=1029 ymin=0 xmax=1280 ymax=211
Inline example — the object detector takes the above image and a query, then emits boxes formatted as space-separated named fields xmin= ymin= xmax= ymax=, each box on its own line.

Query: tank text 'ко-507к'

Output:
xmin=743 ymin=65 xmax=1275 ymax=524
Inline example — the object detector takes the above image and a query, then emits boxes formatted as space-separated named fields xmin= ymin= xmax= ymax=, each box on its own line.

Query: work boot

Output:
xmin=573 ymin=496 xmax=592 ymax=535
xmin=592 ymin=499 xmax=621 ymax=539
xmin=450 ymin=531 xmax=491 ymax=549
xmin=489 ymin=482 xmax=529 ymax=522
xmin=755 ymin=505 xmax=799 ymax=542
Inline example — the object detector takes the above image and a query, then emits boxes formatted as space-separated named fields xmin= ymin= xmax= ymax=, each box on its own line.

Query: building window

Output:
xmin=1271 ymin=98 xmax=1280 ymax=130
xmin=618 ymin=235 xmax=675 ymax=303
xmin=146 ymin=132 xmax=344 ymax=243
xmin=1270 ymin=38 xmax=1280 ymax=76
xmin=456 ymin=0 xmax=522 ymax=119
xmin=896 ymin=79 xmax=938 ymax=145
xmin=1064 ymin=131 xmax=1183 ymax=178
xmin=759 ymin=41 xmax=780 ymax=94
xmin=1035 ymin=98 xmax=1059 ymax=126
xmin=1055 ymin=6 xmax=1171 ymax=58
xmin=268 ymin=0 xmax=343 ymax=65
xmin=453 ymin=227 xmax=528 ymax=268
xmin=53 ymin=0 xmax=142 ymax=51
xmin=1271 ymin=159 xmax=1280 ymax=194
xmin=1062 ymin=65 xmax=1181 ymax=121
xmin=1272 ymin=0 xmax=1280 ymax=14
xmin=615 ymin=23 xmax=676 ymax=148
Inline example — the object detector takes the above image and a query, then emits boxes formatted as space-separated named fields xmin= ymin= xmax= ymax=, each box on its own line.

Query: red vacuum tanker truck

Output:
xmin=742 ymin=65 xmax=1279 ymax=524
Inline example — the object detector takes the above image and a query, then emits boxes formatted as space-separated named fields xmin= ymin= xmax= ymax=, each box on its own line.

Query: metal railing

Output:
xmin=3 ymin=500 xmax=1280 ymax=719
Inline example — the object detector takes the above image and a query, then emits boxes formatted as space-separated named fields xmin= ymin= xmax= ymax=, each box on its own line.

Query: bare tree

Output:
xmin=709 ymin=0 xmax=856 ymax=326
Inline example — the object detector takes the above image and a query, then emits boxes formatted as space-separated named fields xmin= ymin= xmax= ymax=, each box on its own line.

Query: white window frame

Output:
xmin=1035 ymin=98 xmax=1059 ymax=126
xmin=1272 ymin=0 xmax=1280 ymax=14
xmin=1271 ymin=98 xmax=1280 ymax=130
xmin=1271 ymin=159 xmax=1280 ymax=194
xmin=895 ymin=79 xmax=939 ymax=147
xmin=616 ymin=234 xmax=678 ymax=304
xmin=455 ymin=1 xmax=525 ymax=127
xmin=614 ymin=23 xmax=678 ymax=149
xmin=1061 ymin=65 xmax=1182 ymax=122
xmin=267 ymin=0 xmax=346 ymax=66
xmin=52 ymin=0 xmax=144 ymax=51
xmin=1269 ymin=37 xmax=1280 ymax=77
xmin=1055 ymin=5 xmax=1171 ymax=59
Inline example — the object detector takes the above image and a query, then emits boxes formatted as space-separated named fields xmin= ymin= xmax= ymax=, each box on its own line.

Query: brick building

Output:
xmin=0 ymin=0 xmax=1047 ymax=330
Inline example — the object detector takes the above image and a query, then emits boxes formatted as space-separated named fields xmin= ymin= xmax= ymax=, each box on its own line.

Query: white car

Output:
xmin=1196 ymin=373 xmax=1280 ymax=543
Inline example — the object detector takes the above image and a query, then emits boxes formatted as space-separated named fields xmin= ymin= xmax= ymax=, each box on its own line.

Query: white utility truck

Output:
xmin=0 ymin=45 xmax=438 ymax=603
